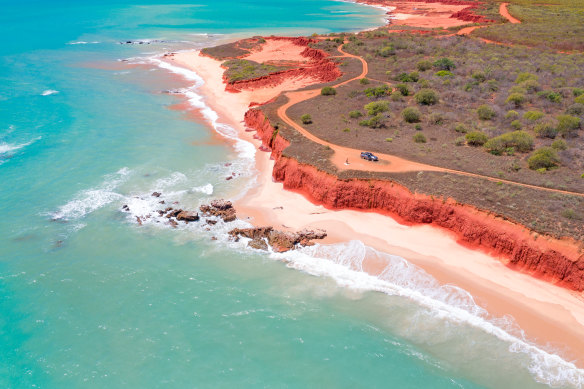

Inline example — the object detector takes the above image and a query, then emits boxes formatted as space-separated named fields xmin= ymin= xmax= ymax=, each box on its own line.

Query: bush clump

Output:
xmin=364 ymin=101 xmax=389 ymax=116
xmin=575 ymin=95 xmax=584 ymax=105
xmin=414 ymin=89 xmax=439 ymax=105
xmin=477 ymin=105 xmax=496 ymax=120
xmin=395 ymin=84 xmax=410 ymax=96
xmin=523 ymin=110 xmax=544 ymax=122
xmin=301 ymin=114 xmax=312 ymax=124
xmin=377 ymin=45 xmax=395 ymax=57
xmin=566 ymin=103 xmax=584 ymax=116
xmin=484 ymin=131 xmax=534 ymax=155
xmin=435 ymin=70 xmax=453 ymax=78
xmin=533 ymin=121 xmax=558 ymax=138
xmin=417 ymin=60 xmax=432 ymax=71
xmin=454 ymin=123 xmax=468 ymax=133
xmin=359 ymin=114 xmax=385 ymax=128
xmin=506 ymin=93 xmax=526 ymax=107
xmin=515 ymin=72 xmax=538 ymax=84
xmin=505 ymin=110 xmax=519 ymax=120
xmin=321 ymin=86 xmax=336 ymax=96
xmin=465 ymin=131 xmax=488 ymax=146
xmin=538 ymin=90 xmax=562 ymax=103
xmin=510 ymin=120 xmax=522 ymax=130
xmin=402 ymin=107 xmax=421 ymax=123
xmin=359 ymin=78 xmax=370 ymax=85
xmin=433 ymin=58 xmax=455 ymax=71
xmin=551 ymin=139 xmax=568 ymax=150
xmin=413 ymin=133 xmax=427 ymax=143
xmin=396 ymin=72 xmax=419 ymax=82
xmin=364 ymin=85 xmax=390 ymax=98
xmin=349 ymin=110 xmax=363 ymax=119
xmin=527 ymin=147 xmax=560 ymax=170
xmin=557 ymin=115 xmax=581 ymax=137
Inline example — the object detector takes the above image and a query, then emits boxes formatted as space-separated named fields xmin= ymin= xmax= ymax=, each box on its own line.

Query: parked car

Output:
xmin=360 ymin=151 xmax=378 ymax=161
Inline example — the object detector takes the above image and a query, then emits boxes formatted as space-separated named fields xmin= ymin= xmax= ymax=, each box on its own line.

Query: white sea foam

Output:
xmin=41 ymin=89 xmax=59 ymax=96
xmin=67 ymin=41 xmax=100 ymax=45
xmin=148 ymin=56 xmax=256 ymax=161
xmin=266 ymin=241 xmax=584 ymax=388
xmin=51 ymin=167 xmax=131 ymax=220
xmin=0 ymin=136 xmax=41 ymax=156
xmin=193 ymin=183 xmax=213 ymax=195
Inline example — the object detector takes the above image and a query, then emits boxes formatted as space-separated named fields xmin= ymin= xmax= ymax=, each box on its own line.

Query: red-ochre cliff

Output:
xmin=244 ymin=108 xmax=584 ymax=291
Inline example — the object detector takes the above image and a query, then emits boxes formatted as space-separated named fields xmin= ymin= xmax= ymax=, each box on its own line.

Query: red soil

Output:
xmin=244 ymin=108 xmax=584 ymax=292
xmin=224 ymin=38 xmax=341 ymax=93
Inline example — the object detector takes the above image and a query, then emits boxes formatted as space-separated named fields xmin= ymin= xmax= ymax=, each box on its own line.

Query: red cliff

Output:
xmin=244 ymin=108 xmax=584 ymax=291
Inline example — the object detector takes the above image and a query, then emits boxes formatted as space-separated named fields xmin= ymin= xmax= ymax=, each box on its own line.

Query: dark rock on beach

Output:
xmin=229 ymin=227 xmax=327 ymax=252
xmin=200 ymin=199 xmax=236 ymax=222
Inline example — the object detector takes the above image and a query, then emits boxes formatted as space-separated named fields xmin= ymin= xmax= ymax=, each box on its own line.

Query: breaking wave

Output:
xmin=268 ymin=241 xmax=584 ymax=388
xmin=41 ymin=90 xmax=59 ymax=96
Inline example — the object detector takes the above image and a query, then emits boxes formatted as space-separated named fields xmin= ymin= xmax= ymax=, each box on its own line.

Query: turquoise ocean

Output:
xmin=1 ymin=0 xmax=583 ymax=387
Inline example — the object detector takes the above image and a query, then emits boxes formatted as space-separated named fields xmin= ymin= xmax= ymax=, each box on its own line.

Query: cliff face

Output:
xmin=244 ymin=109 xmax=584 ymax=291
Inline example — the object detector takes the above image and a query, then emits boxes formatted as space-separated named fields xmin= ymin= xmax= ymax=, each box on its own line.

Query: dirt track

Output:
xmin=275 ymin=42 xmax=584 ymax=198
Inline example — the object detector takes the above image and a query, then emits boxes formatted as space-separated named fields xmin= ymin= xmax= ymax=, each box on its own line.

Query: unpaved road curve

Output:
xmin=275 ymin=44 xmax=584 ymax=198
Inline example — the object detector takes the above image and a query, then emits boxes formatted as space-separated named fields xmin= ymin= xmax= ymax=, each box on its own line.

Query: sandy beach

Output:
xmin=164 ymin=36 xmax=584 ymax=366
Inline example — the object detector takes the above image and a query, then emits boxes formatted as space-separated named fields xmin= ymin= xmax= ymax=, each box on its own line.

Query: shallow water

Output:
xmin=1 ymin=0 xmax=583 ymax=388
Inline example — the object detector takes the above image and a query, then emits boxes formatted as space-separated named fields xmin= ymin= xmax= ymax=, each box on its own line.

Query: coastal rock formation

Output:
xmin=244 ymin=108 xmax=584 ymax=291
xmin=200 ymin=199 xmax=237 ymax=222
xmin=176 ymin=211 xmax=199 ymax=222
xmin=229 ymin=226 xmax=327 ymax=252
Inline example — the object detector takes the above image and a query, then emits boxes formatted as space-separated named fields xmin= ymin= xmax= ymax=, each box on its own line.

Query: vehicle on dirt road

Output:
xmin=360 ymin=151 xmax=378 ymax=161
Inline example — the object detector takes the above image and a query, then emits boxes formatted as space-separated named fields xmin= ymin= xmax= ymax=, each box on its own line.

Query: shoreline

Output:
xmin=161 ymin=45 xmax=584 ymax=368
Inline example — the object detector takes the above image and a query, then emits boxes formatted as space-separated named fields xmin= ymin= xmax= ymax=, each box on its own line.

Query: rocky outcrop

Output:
xmin=229 ymin=226 xmax=327 ymax=252
xmin=244 ymin=108 xmax=584 ymax=291
xmin=200 ymin=199 xmax=237 ymax=222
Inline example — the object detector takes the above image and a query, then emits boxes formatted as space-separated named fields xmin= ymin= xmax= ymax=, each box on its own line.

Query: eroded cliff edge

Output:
xmin=244 ymin=107 xmax=584 ymax=292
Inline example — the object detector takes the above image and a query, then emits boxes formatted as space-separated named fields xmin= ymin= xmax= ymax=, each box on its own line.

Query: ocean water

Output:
xmin=1 ymin=0 xmax=583 ymax=388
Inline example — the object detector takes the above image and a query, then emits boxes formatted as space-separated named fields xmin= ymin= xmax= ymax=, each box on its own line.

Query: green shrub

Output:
xmin=534 ymin=121 xmax=558 ymax=138
xmin=465 ymin=131 xmax=488 ymax=146
xmin=359 ymin=78 xmax=370 ymax=85
xmin=523 ymin=110 xmax=544 ymax=122
xmin=395 ymin=84 xmax=410 ymax=96
xmin=454 ymin=123 xmax=468 ymax=133
xmin=390 ymin=93 xmax=402 ymax=102
xmin=471 ymin=72 xmax=486 ymax=83
xmin=364 ymin=85 xmax=390 ymax=98
xmin=557 ymin=115 xmax=581 ymax=137
xmin=408 ymin=72 xmax=420 ymax=82
xmin=454 ymin=136 xmax=466 ymax=146
xmin=301 ymin=114 xmax=312 ymax=124
xmin=515 ymin=72 xmax=538 ymax=84
xmin=506 ymin=93 xmax=526 ymax=107
xmin=435 ymin=70 xmax=453 ymax=78
xmin=417 ymin=60 xmax=432 ymax=71
xmin=359 ymin=114 xmax=385 ymax=128
xmin=414 ymin=89 xmax=439 ymax=105
xmin=566 ymin=103 xmax=584 ymax=116
xmin=349 ymin=110 xmax=363 ymax=119
xmin=538 ymin=90 xmax=562 ymax=103
xmin=484 ymin=131 xmax=534 ymax=154
xmin=527 ymin=147 xmax=559 ymax=170
xmin=551 ymin=139 xmax=568 ymax=150
xmin=377 ymin=45 xmax=395 ymax=57
xmin=396 ymin=72 xmax=418 ymax=82
xmin=413 ymin=133 xmax=427 ymax=143
xmin=576 ymin=95 xmax=584 ymax=105
xmin=364 ymin=101 xmax=389 ymax=116
xmin=385 ymin=137 xmax=393 ymax=142
xmin=477 ymin=105 xmax=496 ymax=120
xmin=505 ymin=110 xmax=519 ymax=120
xmin=343 ymin=128 xmax=350 ymax=132
xmin=487 ymin=80 xmax=499 ymax=92
xmin=428 ymin=113 xmax=444 ymax=125
xmin=433 ymin=58 xmax=455 ymax=71
xmin=521 ymin=79 xmax=540 ymax=94
xmin=573 ymin=88 xmax=584 ymax=97
xmin=510 ymin=120 xmax=522 ymax=130
xmin=415 ymin=124 xmax=422 ymax=131
xmin=321 ymin=86 xmax=336 ymax=96
xmin=402 ymin=107 xmax=421 ymax=123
